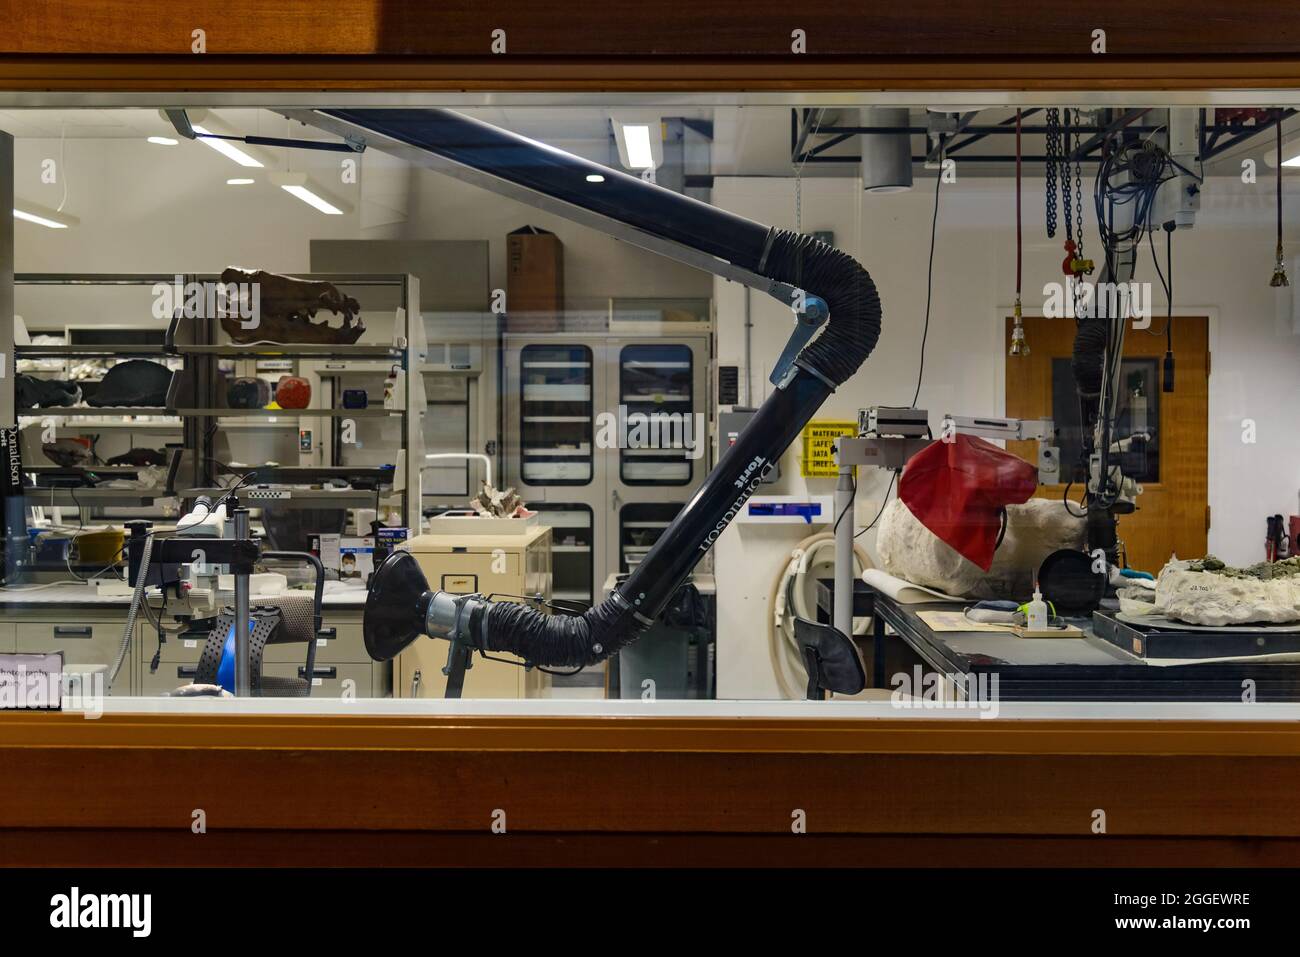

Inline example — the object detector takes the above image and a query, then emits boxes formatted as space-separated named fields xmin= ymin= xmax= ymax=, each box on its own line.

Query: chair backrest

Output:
xmin=192 ymin=595 xmax=318 ymax=697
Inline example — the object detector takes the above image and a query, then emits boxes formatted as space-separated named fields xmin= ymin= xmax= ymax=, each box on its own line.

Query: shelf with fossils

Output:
xmin=13 ymin=269 xmax=424 ymax=532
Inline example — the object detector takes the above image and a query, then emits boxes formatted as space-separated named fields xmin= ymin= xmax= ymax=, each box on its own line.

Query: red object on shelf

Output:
xmin=899 ymin=433 xmax=1038 ymax=571
xmin=276 ymin=375 xmax=312 ymax=409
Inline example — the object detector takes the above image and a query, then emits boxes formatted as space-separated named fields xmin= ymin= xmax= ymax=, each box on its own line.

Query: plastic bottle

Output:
xmin=1026 ymin=586 xmax=1049 ymax=631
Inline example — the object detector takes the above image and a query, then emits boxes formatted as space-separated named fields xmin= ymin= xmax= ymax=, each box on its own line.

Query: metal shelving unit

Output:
xmin=14 ymin=272 xmax=424 ymax=531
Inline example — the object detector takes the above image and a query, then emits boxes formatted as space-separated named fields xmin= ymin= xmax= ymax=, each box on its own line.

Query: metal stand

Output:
xmin=833 ymin=455 xmax=855 ymax=642
xmin=231 ymin=506 xmax=251 ymax=697
xmin=442 ymin=642 xmax=473 ymax=699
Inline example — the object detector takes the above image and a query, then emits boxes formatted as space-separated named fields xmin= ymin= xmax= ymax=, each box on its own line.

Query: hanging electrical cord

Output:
xmin=1146 ymin=224 xmax=1172 ymax=336
xmin=1094 ymin=137 xmax=1173 ymax=265
xmin=767 ymin=532 xmax=873 ymax=699
xmin=910 ymin=171 xmax=942 ymax=407
xmin=1162 ymin=223 xmax=1175 ymax=391
xmin=1010 ymin=109 xmax=1029 ymax=357
xmin=855 ymin=471 xmax=898 ymax=540
xmin=1272 ymin=112 xmax=1290 ymax=288
xmin=110 ymin=534 xmax=153 ymax=691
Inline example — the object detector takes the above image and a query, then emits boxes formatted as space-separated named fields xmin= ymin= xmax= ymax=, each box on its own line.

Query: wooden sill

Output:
xmin=2 ymin=709 xmax=1300 ymax=867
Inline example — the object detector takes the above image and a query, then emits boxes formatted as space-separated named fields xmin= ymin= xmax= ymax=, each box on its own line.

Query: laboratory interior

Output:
xmin=5 ymin=98 xmax=1300 ymax=710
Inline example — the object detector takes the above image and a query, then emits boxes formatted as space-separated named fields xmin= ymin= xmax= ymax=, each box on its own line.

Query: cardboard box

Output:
xmin=506 ymin=225 xmax=564 ymax=332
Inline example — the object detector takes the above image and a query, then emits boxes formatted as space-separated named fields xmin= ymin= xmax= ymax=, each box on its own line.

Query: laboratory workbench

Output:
xmin=867 ymin=590 xmax=1300 ymax=701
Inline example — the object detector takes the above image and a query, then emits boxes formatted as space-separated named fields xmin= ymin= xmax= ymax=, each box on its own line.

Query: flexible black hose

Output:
xmin=481 ymin=230 xmax=882 ymax=667
xmin=1072 ymin=319 xmax=1108 ymax=399
xmin=328 ymin=109 xmax=883 ymax=669
xmin=482 ymin=589 xmax=644 ymax=669
xmin=760 ymin=229 xmax=882 ymax=386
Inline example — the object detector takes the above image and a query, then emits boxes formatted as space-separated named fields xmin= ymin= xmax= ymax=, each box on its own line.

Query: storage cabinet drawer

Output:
xmin=263 ymin=662 xmax=365 ymax=698
xmin=139 ymin=661 xmax=388 ymax=698
xmin=14 ymin=615 xmax=131 ymax=695
xmin=152 ymin=613 xmax=367 ymax=665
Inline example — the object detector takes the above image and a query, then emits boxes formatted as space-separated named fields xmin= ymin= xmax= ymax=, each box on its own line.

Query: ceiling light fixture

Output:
xmin=611 ymin=117 xmax=663 ymax=171
xmin=147 ymin=136 xmax=179 ymax=146
xmin=13 ymin=205 xmax=78 ymax=229
xmin=271 ymin=172 xmax=348 ymax=215
xmin=226 ymin=178 xmax=255 ymax=186
xmin=191 ymin=123 xmax=264 ymax=168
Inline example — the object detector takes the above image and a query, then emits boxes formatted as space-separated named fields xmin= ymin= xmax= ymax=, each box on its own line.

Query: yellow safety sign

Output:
xmin=800 ymin=420 xmax=857 ymax=478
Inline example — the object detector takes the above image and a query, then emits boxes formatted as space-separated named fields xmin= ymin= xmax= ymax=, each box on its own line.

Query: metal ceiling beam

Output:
xmin=1067 ymin=108 xmax=1152 ymax=161
xmin=946 ymin=108 xmax=1042 ymax=156
xmin=1201 ymin=108 xmax=1298 ymax=161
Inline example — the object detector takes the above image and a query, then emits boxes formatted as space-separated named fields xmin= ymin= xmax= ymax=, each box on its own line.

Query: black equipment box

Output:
xmin=1093 ymin=611 xmax=1300 ymax=660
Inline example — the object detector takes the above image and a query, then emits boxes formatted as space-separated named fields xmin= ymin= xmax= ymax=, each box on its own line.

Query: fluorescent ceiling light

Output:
xmin=1283 ymin=153 xmax=1300 ymax=168
xmin=191 ymin=123 xmax=263 ymax=168
xmin=14 ymin=205 xmax=78 ymax=229
xmin=147 ymin=136 xmax=179 ymax=146
xmin=611 ymin=117 xmax=663 ymax=171
xmin=623 ymin=125 xmax=654 ymax=168
xmin=282 ymin=184 xmax=343 ymax=214
xmin=271 ymin=172 xmax=348 ymax=215
xmin=586 ymin=173 xmax=606 ymax=183
xmin=226 ymin=178 xmax=255 ymax=185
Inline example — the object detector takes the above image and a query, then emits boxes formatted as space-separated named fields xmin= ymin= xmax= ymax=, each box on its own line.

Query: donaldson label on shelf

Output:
xmin=800 ymin=420 xmax=857 ymax=477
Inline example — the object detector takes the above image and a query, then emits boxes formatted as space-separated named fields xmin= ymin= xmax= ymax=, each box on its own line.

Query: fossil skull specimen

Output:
xmin=219 ymin=267 xmax=364 ymax=345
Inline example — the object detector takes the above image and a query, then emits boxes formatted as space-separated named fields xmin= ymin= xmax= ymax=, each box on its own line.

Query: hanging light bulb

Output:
xmin=1009 ymin=301 xmax=1030 ymax=356
xmin=1271 ymin=244 xmax=1290 ymax=287
xmin=1272 ymin=115 xmax=1290 ymax=288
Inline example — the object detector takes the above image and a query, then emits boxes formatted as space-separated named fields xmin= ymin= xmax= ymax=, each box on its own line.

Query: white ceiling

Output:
xmin=0 ymin=105 xmax=1291 ymax=177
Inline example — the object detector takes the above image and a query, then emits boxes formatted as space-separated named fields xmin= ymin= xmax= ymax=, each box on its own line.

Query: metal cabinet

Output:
xmin=503 ymin=332 xmax=711 ymax=607
xmin=136 ymin=607 xmax=390 ymax=697
xmin=13 ymin=610 xmax=133 ymax=694
xmin=394 ymin=526 xmax=552 ymax=699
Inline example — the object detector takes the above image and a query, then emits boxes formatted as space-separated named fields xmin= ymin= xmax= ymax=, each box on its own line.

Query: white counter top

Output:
xmin=0 ymin=582 xmax=369 ymax=609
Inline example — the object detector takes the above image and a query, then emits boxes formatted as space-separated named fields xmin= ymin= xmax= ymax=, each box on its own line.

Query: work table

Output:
xmin=0 ymin=581 xmax=370 ymax=609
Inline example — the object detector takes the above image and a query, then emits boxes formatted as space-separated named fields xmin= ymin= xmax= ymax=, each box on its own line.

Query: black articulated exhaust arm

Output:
xmin=324 ymin=108 xmax=882 ymax=668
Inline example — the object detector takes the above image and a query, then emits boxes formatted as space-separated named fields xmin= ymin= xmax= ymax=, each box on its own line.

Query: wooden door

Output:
xmin=1005 ymin=316 xmax=1209 ymax=572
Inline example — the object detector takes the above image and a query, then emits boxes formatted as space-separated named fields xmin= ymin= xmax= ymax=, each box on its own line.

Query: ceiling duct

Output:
xmin=860 ymin=107 xmax=913 ymax=193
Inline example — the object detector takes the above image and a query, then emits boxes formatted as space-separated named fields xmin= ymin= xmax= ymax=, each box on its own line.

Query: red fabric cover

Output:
xmin=898 ymin=433 xmax=1038 ymax=571
xmin=276 ymin=375 xmax=312 ymax=410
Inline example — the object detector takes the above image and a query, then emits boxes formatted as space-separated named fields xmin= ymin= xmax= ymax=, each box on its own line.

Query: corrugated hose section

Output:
xmin=483 ymin=228 xmax=883 ymax=667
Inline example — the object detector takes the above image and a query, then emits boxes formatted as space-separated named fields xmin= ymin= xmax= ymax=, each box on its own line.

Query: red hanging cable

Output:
xmin=1015 ymin=108 xmax=1023 ymax=299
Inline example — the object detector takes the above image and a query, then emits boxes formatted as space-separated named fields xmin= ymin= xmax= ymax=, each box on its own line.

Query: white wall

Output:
xmin=395 ymin=161 xmax=711 ymax=309
xmin=711 ymin=173 xmax=1300 ymax=698
xmin=12 ymin=136 xmax=359 ymax=280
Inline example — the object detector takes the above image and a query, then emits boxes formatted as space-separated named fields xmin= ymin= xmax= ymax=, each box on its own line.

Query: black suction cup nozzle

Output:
xmin=363 ymin=551 xmax=433 ymax=662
